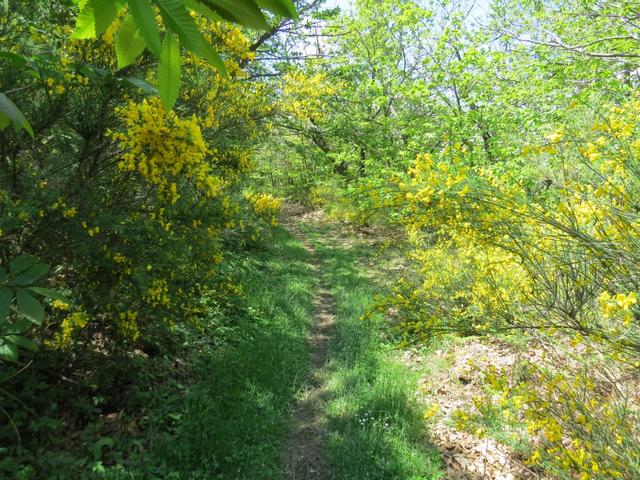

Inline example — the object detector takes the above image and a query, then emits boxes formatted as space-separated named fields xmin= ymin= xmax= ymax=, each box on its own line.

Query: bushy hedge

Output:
xmin=0 ymin=2 xmax=280 ymax=379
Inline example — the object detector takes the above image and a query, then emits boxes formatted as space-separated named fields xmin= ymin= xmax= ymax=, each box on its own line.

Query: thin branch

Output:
xmin=501 ymin=28 xmax=640 ymax=59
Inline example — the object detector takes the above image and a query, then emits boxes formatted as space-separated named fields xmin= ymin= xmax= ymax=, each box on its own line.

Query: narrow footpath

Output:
xmin=281 ymin=210 xmax=335 ymax=480
xmin=279 ymin=206 xmax=445 ymax=480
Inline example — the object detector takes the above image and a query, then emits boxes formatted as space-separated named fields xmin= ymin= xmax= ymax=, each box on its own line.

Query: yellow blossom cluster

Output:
xmin=281 ymin=72 xmax=339 ymax=122
xmin=203 ymin=22 xmax=255 ymax=63
xmin=146 ymin=279 xmax=170 ymax=307
xmin=468 ymin=362 xmax=639 ymax=480
xmin=388 ymin=98 xmax=640 ymax=479
xmin=243 ymin=191 xmax=282 ymax=227
xmin=48 ymin=311 xmax=89 ymax=350
xmin=62 ymin=207 xmax=77 ymax=218
xmin=110 ymin=98 xmax=223 ymax=204
xmin=2 ymin=3 xmax=283 ymax=366
xmin=51 ymin=299 xmax=70 ymax=311
xmin=599 ymin=291 xmax=637 ymax=327
xmin=117 ymin=310 xmax=140 ymax=340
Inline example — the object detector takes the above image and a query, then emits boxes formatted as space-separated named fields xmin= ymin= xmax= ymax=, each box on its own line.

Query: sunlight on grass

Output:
xmin=304 ymin=225 xmax=445 ymax=479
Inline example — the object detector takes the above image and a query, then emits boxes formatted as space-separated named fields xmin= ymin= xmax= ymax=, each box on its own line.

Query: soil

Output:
xmin=281 ymin=205 xmax=335 ymax=480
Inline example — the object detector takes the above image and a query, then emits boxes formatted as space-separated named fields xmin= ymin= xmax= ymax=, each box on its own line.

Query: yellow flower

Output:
xmin=110 ymin=98 xmax=217 ymax=204
xmin=423 ymin=403 xmax=440 ymax=420
xmin=52 ymin=299 xmax=70 ymax=311
xmin=545 ymin=129 xmax=564 ymax=143
xmin=62 ymin=207 xmax=77 ymax=218
xmin=48 ymin=311 xmax=89 ymax=349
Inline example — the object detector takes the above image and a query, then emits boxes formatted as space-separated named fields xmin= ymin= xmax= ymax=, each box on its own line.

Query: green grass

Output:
xmin=3 ymin=223 xmax=447 ymax=479
xmin=302 ymin=224 xmax=445 ymax=480
xmin=127 ymin=227 xmax=316 ymax=479
xmin=0 ymin=226 xmax=317 ymax=480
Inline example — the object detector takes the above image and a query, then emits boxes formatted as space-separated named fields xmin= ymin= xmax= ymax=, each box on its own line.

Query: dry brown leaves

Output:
xmin=402 ymin=340 xmax=547 ymax=480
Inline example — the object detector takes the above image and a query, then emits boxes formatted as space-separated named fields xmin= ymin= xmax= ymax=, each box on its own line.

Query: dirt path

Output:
xmin=281 ymin=206 xmax=335 ymax=480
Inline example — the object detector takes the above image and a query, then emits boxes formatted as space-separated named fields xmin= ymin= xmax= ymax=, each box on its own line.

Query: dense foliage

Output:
xmin=0 ymin=0 xmax=292 ymax=476
xmin=2 ymin=0 xmax=640 ymax=479
xmin=256 ymin=1 xmax=640 ymax=478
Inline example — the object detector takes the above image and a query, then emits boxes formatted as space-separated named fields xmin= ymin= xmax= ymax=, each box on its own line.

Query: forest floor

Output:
xmin=278 ymin=204 xmax=444 ymax=479
xmin=5 ymin=205 xmax=541 ymax=479
xmin=277 ymin=206 xmax=542 ymax=480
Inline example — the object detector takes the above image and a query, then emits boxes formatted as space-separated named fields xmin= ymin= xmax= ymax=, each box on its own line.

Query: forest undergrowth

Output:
xmin=3 ymin=1 xmax=640 ymax=479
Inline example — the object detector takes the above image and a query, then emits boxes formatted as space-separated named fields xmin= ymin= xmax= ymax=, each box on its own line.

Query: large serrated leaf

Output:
xmin=0 ymin=288 xmax=13 ymax=323
xmin=128 ymin=0 xmax=162 ymax=56
xmin=183 ymin=0 xmax=223 ymax=21
xmin=16 ymin=290 xmax=44 ymax=325
xmin=72 ymin=1 xmax=98 ymax=38
xmin=10 ymin=263 xmax=50 ymax=286
xmin=72 ymin=0 xmax=124 ymax=39
xmin=198 ymin=0 xmax=268 ymax=30
xmin=158 ymin=33 xmax=181 ymax=110
xmin=256 ymin=0 xmax=297 ymax=19
xmin=155 ymin=0 xmax=200 ymax=50
xmin=197 ymin=39 xmax=226 ymax=73
xmin=155 ymin=0 xmax=226 ymax=74
xmin=115 ymin=14 xmax=147 ymax=69
xmin=0 ymin=92 xmax=34 ymax=138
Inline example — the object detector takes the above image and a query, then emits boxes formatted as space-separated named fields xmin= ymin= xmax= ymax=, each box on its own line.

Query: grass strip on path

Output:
xmin=142 ymin=227 xmax=316 ymax=480
xmin=300 ymin=222 xmax=445 ymax=480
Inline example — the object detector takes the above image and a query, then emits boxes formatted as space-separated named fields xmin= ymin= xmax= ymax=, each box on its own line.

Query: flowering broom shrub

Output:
xmin=383 ymin=98 xmax=640 ymax=479
xmin=0 ymin=2 xmax=280 ymax=371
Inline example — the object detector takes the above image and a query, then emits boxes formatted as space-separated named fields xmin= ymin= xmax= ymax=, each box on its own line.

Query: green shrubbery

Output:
xmin=0 ymin=1 xmax=289 ymax=475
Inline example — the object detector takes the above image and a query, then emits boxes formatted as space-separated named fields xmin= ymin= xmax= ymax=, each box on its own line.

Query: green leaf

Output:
xmin=155 ymin=0 xmax=226 ymax=74
xmin=256 ymin=0 xmax=297 ymax=19
xmin=29 ymin=287 xmax=70 ymax=303
xmin=5 ymin=317 xmax=31 ymax=335
xmin=0 ymin=342 xmax=18 ymax=362
xmin=24 ymin=69 xmax=41 ymax=80
xmin=0 ymin=288 xmax=13 ymax=323
xmin=194 ymin=38 xmax=226 ymax=74
xmin=0 ymin=51 xmax=28 ymax=69
xmin=154 ymin=0 xmax=200 ymax=49
xmin=92 ymin=437 xmax=114 ymax=461
xmin=0 ymin=111 xmax=8 ymax=130
xmin=158 ymin=33 xmax=181 ymax=110
xmin=6 ymin=335 xmax=38 ymax=352
xmin=123 ymin=76 xmax=158 ymax=94
xmin=128 ymin=0 xmax=162 ymax=57
xmin=197 ymin=0 xmax=268 ymax=30
xmin=0 ymin=267 xmax=7 ymax=283
xmin=72 ymin=0 xmax=124 ymax=39
xmin=16 ymin=290 xmax=44 ymax=325
xmin=10 ymin=255 xmax=38 ymax=276
xmin=0 ymin=92 xmax=34 ymax=138
xmin=115 ymin=14 xmax=147 ymax=69
xmin=10 ymin=263 xmax=50 ymax=286
xmin=183 ymin=0 xmax=223 ymax=21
